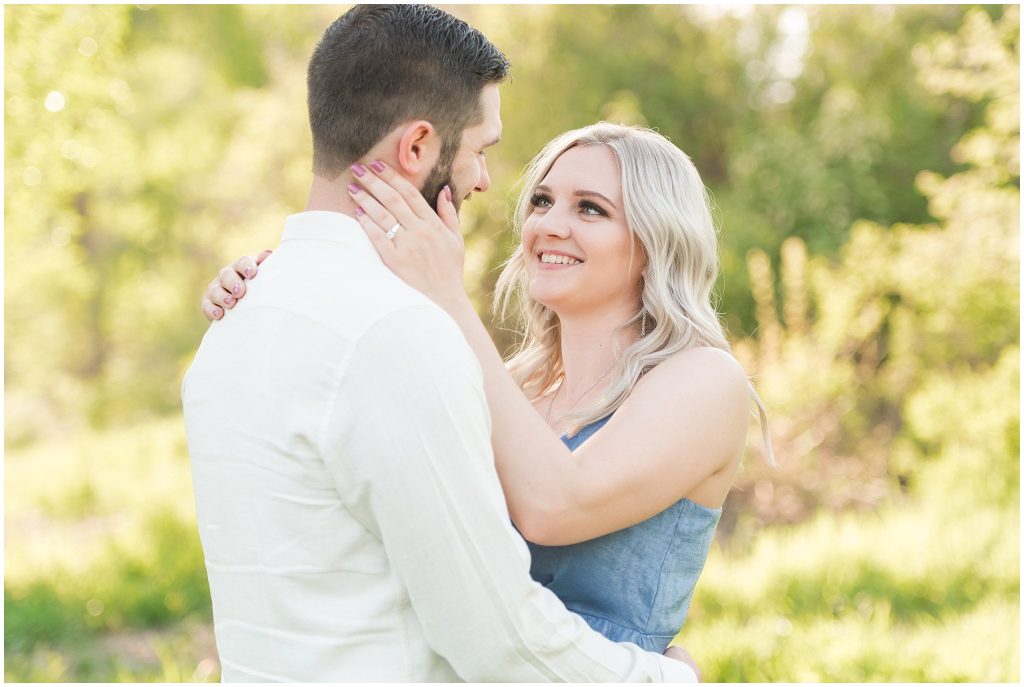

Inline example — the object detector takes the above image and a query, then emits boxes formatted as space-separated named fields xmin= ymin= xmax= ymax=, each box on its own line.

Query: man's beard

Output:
xmin=420 ymin=146 xmax=462 ymax=213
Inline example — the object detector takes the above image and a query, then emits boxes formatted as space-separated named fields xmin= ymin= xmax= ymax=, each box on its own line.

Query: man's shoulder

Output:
xmin=246 ymin=242 xmax=450 ymax=344
xmin=356 ymin=301 xmax=476 ymax=370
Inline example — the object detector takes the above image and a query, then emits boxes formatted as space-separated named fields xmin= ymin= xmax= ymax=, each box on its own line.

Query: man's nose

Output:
xmin=474 ymin=158 xmax=491 ymax=193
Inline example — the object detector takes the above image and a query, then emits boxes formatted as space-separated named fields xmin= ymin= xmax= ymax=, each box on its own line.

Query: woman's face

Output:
xmin=521 ymin=144 xmax=644 ymax=317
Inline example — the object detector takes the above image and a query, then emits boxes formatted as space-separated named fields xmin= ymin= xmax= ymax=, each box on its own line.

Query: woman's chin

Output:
xmin=527 ymin=284 xmax=571 ymax=311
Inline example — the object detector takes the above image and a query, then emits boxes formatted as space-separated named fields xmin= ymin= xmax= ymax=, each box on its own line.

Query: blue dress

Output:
xmin=527 ymin=414 xmax=721 ymax=652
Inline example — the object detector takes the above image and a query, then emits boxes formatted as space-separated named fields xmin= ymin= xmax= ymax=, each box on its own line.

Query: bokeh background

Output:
xmin=4 ymin=4 xmax=1019 ymax=681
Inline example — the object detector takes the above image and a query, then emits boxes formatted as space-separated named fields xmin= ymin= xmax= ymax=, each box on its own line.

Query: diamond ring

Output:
xmin=384 ymin=223 xmax=401 ymax=240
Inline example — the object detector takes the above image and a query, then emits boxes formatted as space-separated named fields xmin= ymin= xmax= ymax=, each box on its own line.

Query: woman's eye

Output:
xmin=529 ymin=193 xmax=552 ymax=208
xmin=580 ymin=201 xmax=606 ymax=216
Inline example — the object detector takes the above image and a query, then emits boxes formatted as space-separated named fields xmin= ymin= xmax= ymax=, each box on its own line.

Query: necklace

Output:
xmin=545 ymin=362 xmax=617 ymax=426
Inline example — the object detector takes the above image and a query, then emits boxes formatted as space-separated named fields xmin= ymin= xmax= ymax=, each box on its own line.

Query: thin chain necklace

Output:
xmin=545 ymin=362 xmax=617 ymax=426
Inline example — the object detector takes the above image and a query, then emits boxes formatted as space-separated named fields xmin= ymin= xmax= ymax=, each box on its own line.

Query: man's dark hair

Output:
xmin=307 ymin=4 xmax=510 ymax=179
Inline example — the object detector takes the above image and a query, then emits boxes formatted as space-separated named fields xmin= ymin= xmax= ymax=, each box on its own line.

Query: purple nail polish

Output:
xmin=347 ymin=183 xmax=361 ymax=195
xmin=355 ymin=206 xmax=365 ymax=216
xmin=244 ymin=268 xmax=255 ymax=278
xmin=224 ymin=295 xmax=235 ymax=306
xmin=232 ymin=284 xmax=242 ymax=295
xmin=370 ymin=159 xmax=385 ymax=173
xmin=351 ymin=163 xmax=367 ymax=177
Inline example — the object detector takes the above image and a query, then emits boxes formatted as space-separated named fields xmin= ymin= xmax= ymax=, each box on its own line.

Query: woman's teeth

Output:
xmin=540 ymin=253 xmax=580 ymax=265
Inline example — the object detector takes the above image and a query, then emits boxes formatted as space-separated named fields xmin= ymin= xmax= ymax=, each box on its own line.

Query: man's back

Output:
xmin=184 ymin=212 xmax=466 ymax=680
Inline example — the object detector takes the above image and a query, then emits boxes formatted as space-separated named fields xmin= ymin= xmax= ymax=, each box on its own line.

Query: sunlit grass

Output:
xmin=5 ymin=417 xmax=215 ymax=681
xmin=5 ymin=417 xmax=1020 ymax=682
xmin=4 ymin=620 xmax=219 ymax=683
xmin=678 ymin=500 xmax=1019 ymax=681
xmin=682 ymin=597 xmax=1018 ymax=682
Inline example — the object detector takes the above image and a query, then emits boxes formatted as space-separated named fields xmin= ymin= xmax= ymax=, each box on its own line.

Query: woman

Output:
xmin=201 ymin=122 xmax=773 ymax=652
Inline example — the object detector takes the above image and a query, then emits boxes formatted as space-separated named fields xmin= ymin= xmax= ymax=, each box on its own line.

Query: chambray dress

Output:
xmin=527 ymin=414 xmax=721 ymax=652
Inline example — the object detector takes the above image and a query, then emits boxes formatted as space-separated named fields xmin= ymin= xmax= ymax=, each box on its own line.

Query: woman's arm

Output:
xmin=350 ymin=161 xmax=751 ymax=546
xmin=446 ymin=298 xmax=747 ymax=545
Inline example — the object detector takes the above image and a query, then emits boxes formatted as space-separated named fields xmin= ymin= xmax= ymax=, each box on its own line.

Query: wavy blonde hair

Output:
xmin=495 ymin=122 xmax=774 ymax=464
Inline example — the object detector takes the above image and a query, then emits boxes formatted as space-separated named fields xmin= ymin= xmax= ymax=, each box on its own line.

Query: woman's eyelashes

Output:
xmin=528 ymin=193 xmax=610 ymax=217
xmin=529 ymin=192 xmax=553 ymax=209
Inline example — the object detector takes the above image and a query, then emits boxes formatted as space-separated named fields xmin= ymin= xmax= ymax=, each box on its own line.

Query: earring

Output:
xmin=640 ymin=311 xmax=648 ymax=337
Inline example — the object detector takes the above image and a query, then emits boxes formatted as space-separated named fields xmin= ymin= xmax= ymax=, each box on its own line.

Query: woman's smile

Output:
xmin=536 ymin=249 xmax=584 ymax=269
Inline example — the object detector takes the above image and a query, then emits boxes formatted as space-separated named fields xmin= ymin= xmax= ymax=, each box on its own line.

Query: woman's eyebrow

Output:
xmin=533 ymin=185 xmax=617 ymax=209
xmin=575 ymin=190 xmax=616 ymax=209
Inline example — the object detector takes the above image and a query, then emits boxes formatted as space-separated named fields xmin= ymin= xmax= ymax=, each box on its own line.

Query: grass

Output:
xmin=5 ymin=416 xmax=1020 ymax=681
xmin=676 ymin=501 xmax=1019 ymax=681
xmin=5 ymin=417 xmax=216 ymax=681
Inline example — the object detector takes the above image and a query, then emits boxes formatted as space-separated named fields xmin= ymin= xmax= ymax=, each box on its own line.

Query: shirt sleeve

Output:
xmin=321 ymin=305 xmax=697 ymax=682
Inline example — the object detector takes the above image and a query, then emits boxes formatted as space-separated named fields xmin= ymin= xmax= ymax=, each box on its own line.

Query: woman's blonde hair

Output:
xmin=494 ymin=122 xmax=774 ymax=464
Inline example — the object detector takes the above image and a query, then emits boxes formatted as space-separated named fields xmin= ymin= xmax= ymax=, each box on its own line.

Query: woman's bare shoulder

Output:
xmin=647 ymin=346 xmax=749 ymax=393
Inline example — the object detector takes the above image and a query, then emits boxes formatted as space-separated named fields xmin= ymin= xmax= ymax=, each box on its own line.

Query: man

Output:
xmin=183 ymin=5 xmax=699 ymax=681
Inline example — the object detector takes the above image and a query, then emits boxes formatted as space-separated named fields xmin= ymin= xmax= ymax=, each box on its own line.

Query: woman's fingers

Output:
xmin=349 ymin=182 xmax=404 ymax=237
xmin=359 ymin=160 xmax=435 ymax=220
xmin=233 ymin=255 xmax=259 ymax=280
xmin=437 ymin=185 xmax=461 ymax=237
xmin=349 ymin=163 xmax=428 ymax=229
xmin=202 ymin=297 xmax=224 ymax=322
xmin=663 ymin=646 xmax=701 ymax=682
xmin=219 ymin=265 xmax=247 ymax=300
xmin=203 ymin=251 xmax=270 ymax=323
xmin=353 ymin=206 xmax=398 ymax=264
xmin=207 ymin=276 xmax=237 ymax=309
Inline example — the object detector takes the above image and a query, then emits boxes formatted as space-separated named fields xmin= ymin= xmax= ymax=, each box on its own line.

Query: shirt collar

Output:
xmin=280 ymin=211 xmax=379 ymax=260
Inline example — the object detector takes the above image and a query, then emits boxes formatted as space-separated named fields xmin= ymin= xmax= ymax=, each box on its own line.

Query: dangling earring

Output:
xmin=640 ymin=311 xmax=648 ymax=337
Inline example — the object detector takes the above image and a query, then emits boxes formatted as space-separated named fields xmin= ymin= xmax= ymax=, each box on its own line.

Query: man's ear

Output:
xmin=396 ymin=120 xmax=440 ymax=175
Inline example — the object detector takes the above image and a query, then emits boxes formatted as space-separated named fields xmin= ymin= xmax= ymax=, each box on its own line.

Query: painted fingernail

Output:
xmin=347 ymin=182 xmax=361 ymax=195
xmin=244 ymin=267 xmax=255 ymax=278
xmin=351 ymin=163 xmax=367 ymax=177
xmin=354 ymin=206 xmax=365 ymax=216
xmin=224 ymin=295 xmax=235 ymax=306
xmin=214 ymin=308 xmax=223 ymax=318
xmin=232 ymin=284 xmax=242 ymax=296
xmin=444 ymin=185 xmax=452 ymax=203
xmin=370 ymin=159 xmax=385 ymax=173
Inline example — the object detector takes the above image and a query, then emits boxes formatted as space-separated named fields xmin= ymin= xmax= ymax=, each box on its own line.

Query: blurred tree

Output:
xmin=4 ymin=5 xmax=319 ymax=443
xmin=3 ymin=5 xmax=1009 ymax=453
xmin=727 ymin=5 xmax=1018 ymax=541
xmin=466 ymin=5 xmax=985 ymax=341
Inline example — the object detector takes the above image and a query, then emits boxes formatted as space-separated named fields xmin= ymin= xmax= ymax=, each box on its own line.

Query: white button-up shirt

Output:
xmin=182 ymin=211 xmax=697 ymax=682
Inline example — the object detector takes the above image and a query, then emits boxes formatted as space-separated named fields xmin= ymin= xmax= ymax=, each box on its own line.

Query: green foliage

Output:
xmin=729 ymin=5 xmax=1019 ymax=527
xmin=4 ymin=5 xmax=326 ymax=443
xmin=682 ymin=10 xmax=1019 ymax=680
xmin=4 ymin=5 xmax=1009 ymax=438
xmin=467 ymin=5 xmax=990 ymax=340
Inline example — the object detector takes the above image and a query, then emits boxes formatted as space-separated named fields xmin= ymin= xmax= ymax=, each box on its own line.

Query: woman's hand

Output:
xmin=664 ymin=644 xmax=701 ymax=682
xmin=347 ymin=159 xmax=469 ymax=312
xmin=201 ymin=249 xmax=273 ymax=321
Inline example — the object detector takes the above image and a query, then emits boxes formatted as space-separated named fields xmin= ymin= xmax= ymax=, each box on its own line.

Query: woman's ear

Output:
xmin=396 ymin=120 xmax=440 ymax=175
